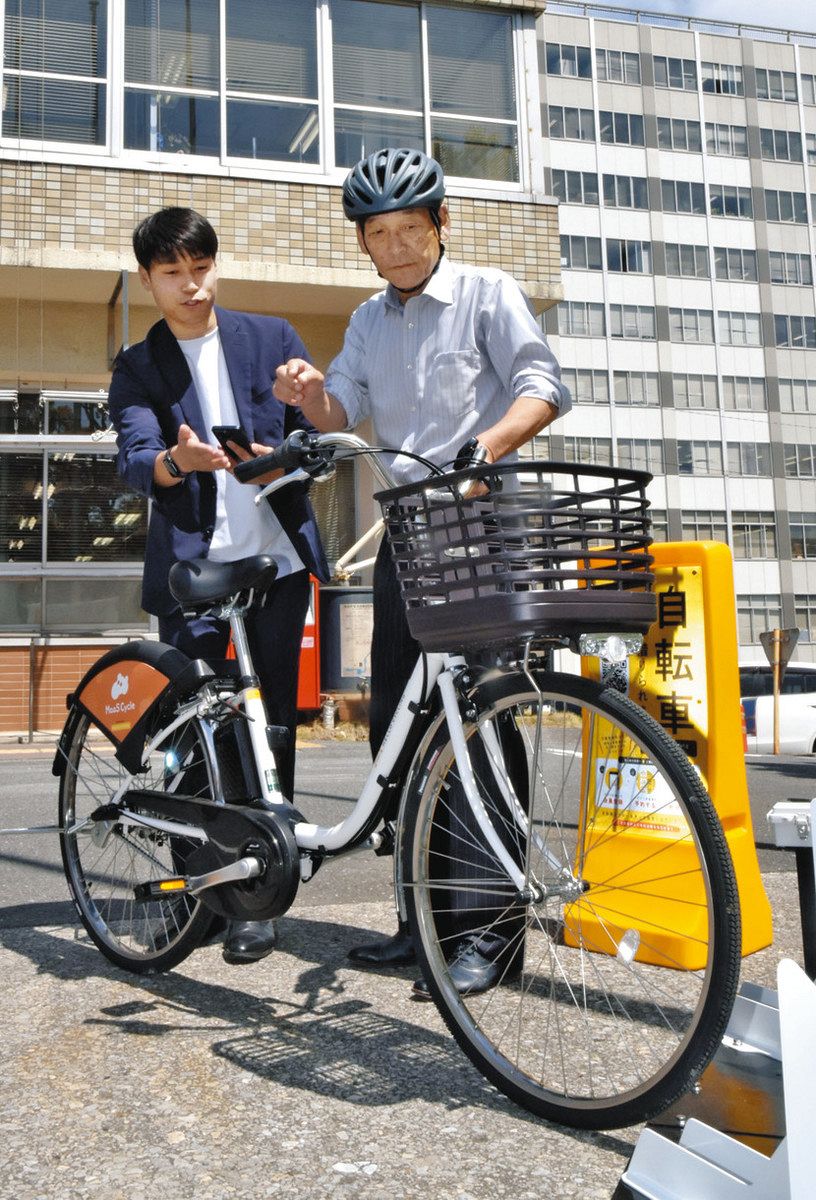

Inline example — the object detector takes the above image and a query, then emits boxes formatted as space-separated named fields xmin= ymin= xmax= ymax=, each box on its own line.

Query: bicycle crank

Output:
xmin=119 ymin=788 xmax=301 ymax=921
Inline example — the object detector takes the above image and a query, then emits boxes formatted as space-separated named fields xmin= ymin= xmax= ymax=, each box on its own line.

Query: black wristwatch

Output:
xmin=162 ymin=449 xmax=188 ymax=479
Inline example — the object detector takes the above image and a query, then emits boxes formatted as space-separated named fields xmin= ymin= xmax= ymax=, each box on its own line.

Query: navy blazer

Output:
xmin=109 ymin=306 xmax=330 ymax=616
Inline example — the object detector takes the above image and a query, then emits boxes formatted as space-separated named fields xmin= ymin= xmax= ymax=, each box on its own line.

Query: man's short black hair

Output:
xmin=132 ymin=207 xmax=218 ymax=271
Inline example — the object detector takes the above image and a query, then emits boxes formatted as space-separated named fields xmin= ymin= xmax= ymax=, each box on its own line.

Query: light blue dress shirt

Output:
xmin=324 ymin=255 xmax=571 ymax=485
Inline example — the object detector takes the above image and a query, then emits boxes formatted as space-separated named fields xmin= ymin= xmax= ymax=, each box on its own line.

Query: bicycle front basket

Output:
xmin=375 ymin=460 xmax=657 ymax=653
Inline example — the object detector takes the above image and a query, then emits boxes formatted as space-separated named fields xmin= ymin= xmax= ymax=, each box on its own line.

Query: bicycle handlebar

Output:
xmin=233 ymin=429 xmax=325 ymax=482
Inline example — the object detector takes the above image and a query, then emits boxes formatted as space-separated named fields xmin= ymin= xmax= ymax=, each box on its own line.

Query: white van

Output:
xmin=739 ymin=663 xmax=816 ymax=754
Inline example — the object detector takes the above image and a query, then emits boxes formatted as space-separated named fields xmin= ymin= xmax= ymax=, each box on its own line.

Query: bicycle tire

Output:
xmin=59 ymin=708 xmax=220 ymax=974
xmin=401 ymin=669 xmax=741 ymax=1130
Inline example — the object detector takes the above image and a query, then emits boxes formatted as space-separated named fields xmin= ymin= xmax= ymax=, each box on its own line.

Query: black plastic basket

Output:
xmin=375 ymin=460 xmax=657 ymax=653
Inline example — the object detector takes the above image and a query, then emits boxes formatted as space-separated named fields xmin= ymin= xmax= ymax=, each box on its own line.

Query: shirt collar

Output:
xmin=384 ymin=253 xmax=454 ymax=311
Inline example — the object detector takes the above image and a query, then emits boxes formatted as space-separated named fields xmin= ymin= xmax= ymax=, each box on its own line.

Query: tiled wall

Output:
xmin=0 ymin=644 xmax=112 ymax=734
xmin=0 ymin=162 xmax=561 ymax=290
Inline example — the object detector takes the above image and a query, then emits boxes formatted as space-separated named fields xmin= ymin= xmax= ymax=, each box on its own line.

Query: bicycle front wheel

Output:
xmin=402 ymin=670 xmax=741 ymax=1130
xmin=59 ymin=709 xmax=219 ymax=973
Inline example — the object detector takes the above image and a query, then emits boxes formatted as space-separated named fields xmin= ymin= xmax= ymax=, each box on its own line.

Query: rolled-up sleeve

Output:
xmin=482 ymin=275 xmax=572 ymax=417
xmin=323 ymin=309 xmax=371 ymax=430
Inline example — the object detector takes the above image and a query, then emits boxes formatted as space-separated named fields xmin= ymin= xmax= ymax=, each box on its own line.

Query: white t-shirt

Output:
xmin=178 ymin=327 xmax=304 ymax=576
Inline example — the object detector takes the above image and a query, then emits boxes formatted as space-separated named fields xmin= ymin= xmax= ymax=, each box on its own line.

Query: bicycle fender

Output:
xmin=54 ymin=640 xmax=216 ymax=777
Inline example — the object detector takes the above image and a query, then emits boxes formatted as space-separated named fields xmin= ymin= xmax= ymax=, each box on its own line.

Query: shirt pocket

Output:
xmin=429 ymin=349 xmax=481 ymax=417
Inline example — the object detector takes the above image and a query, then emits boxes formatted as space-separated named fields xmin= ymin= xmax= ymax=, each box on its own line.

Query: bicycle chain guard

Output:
xmin=119 ymin=789 xmax=301 ymax=921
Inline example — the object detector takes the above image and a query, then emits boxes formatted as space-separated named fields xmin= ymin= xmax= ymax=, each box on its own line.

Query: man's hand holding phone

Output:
xmin=212 ymin=425 xmax=284 ymax=487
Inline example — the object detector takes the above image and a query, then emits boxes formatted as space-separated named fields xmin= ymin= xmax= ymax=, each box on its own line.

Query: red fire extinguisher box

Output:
xmin=296 ymin=576 xmax=321 ymax=711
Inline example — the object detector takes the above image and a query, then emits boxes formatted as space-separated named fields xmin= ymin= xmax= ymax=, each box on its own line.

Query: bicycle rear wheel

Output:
xmin=59 ymin=708 xmax=219 ymax=973
xmin=402 ymin=670 xmax=741 ymax=1130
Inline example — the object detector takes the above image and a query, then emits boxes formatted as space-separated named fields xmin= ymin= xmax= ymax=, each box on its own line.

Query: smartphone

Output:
xmin=212 ymin=424 xmax=255 ymax=460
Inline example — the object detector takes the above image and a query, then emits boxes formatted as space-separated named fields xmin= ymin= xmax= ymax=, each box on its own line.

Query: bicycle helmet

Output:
xmin=342 ymin=147 xmax=446 ymax=223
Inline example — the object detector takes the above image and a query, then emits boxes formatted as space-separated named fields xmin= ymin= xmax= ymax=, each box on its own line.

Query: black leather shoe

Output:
xmin=348 ymin=923 xmax=416 ymax=967
xmin=222 ymin=919 xmax=278 ymax=965
xmin=411 ymin=938 xmax=506 ymax=1000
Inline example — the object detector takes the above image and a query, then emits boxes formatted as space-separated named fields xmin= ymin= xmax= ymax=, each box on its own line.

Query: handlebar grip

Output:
xmin=233 ymin=447 xmax=287 ymax=482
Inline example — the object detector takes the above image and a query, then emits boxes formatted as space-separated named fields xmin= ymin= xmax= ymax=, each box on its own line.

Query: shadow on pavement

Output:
xmin=0 ymin=916 xmax=634 ymax=1158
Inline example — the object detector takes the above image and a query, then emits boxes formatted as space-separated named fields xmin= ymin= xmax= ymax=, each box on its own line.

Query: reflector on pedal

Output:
xmin=133 ymin=877 xmax=189 ymax=902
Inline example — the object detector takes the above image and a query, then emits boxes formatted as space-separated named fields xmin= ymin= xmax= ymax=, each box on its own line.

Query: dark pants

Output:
xmin=371 ymin=539 xmax=526 ymax=955
xmin=158 ymin=569 xmax=310 ymax=801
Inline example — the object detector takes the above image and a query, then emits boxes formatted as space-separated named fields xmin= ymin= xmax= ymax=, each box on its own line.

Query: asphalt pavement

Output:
xmin=0 ymin=736 xmax=813 ymax=1199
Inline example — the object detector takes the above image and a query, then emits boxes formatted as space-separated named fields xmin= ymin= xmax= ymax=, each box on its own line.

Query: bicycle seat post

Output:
xmin=226 ymin=603 xmax=286 ymax=808
xmin=228 ymin=607 xmax=253 ymax=679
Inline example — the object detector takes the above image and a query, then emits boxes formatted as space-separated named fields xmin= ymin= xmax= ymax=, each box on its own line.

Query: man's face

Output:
xmin=357 ymin=205 xmax=447 ymax=298
xmin=139 ymin=252 xmax=218 ymax=338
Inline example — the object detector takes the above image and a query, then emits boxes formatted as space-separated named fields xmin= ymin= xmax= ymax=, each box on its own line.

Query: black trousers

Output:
xmin=158 ymin=569 xmax=310 ymax=801
xmin=371 ymin=539 xmax=526 ymax=955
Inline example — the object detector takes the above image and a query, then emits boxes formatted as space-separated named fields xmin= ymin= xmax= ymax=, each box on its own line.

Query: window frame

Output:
xmin=1 ymin=0 xmax=533 ymax=195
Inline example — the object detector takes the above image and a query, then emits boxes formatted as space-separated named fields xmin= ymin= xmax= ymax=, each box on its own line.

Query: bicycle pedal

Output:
xmin=134 ymin=877 xmax=190 ymax=903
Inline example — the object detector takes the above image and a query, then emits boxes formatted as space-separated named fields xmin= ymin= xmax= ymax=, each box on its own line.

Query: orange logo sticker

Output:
xmin=79 ymin=662 xmax=169 ymax=742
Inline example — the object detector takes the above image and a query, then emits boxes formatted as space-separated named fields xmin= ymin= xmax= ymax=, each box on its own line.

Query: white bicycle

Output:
xmin=55 ymin=431 xmax=740 ymax=1130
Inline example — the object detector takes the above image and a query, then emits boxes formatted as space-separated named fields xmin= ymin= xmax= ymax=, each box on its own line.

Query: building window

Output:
xmin=770 ymin=252 xmax=813 ymax=286
xmin=803 ymin=74 xmax=816 ymax=105
xmin=785 ymin=444 xmax=816 ymax=478
xmin=558 ymin=301 xmax=606 ymax=337
xmin=794 ymin=595 xmax=816 ymax=643
xmin=3 ymin=0 xmax=523 ymax=184
xmin=669 ymin=308 xmax=715 ymax=344
xmin=4 ymin=0 xmax=108 ymax=145
xmin=665 ymin=243 xmax=709 ymax=279
xmin=755 ymin=67 xmax=797 ymax=102
xmin=732 ymin=511 xmax=777 ymax=559
xmin=682 ymin=510 xmax=728 ymax=541
xmin=719 ymin=311 xmax=762 ymax=347
xmin=617 ymin=439 xmax=665 ymax=472
xmin=606 ymin=239 xmax=651 ymax=273
xmin=705 ymin=122 xmax=748 ymax=157
xmin=722 ymin=377 xmax=767 ymax=411
xmin=760 ymin=128 xmax=803 ymax=162
xmin=548 ymin=105 xmax=595 ymax=141
xmin=709 ymin=184 xmax=752 ymax=218
xmin=595 ymin=47 xmax=640 ymax=84
xmin=807 ymin=134 xmax=816 ymax=164
xmin=560 ymin=368 xmax=609 ymax=404
xmin=653 ymin=56 xmax=697 ymax=91
xmin=678 ymin=440 xmax=724 ymax=475
xmin=674 ymin=375 xmax=718 ymax=409
xmin=560 ymin=235 xmax=602 ymax=270
xmin=613 ymin=371 xmax=659 ymax=406
xmin=775 ymin=315 xmax=816 ymax=349
xmin=657 ymin=116 xmax=701 ymax=152
xmin=0 ymin=389 xmax=148 ymax=632
xmin=552 ymin=169 xmax=599 ymax=205
xmin=728 ymin=441 xmax=772 ymax=476
xmin=544 ymin=41 xmax=592 ymax=78
xmin=737 ymin=594 xmax=782 ymax=644
xmin=563 ymin=436 xmax=613 ymax=466
xmin=701 ymin=61 xmax=744 ymax=96
xmin=661 ymin=179 xmax=706 ymax=215
xmin=602 ymin=173 xmax=648 ymax=209
xmin=650 ymin=509 xmax=669 ymax=541
xmin=790 ymin=513 xmax=816 ymax=559
xmin=765 ymin=190 xmax=808 ymax=224
xmin=125 ymin=0 xmax=221 ymax=157
xmin=714 ymin=247 xmax=758 ymax=281
xmin=610 ymin=304 xmax=656 ymax=340
xmin=599 ymin=109 xmax=644 ymax=146
xmin=780 ymin=379 xmax=816 ymax=413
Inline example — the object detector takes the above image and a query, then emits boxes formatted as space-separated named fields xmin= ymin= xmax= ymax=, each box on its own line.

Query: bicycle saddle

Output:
xmin=169 ymin=555 xmax=279 ymax=607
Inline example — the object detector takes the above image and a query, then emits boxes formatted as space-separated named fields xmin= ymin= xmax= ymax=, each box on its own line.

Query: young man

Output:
xmin=109 ymin=207 xmax=328 ymax=965
xmin=274 ymin=148 xmax=570 ymax=996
